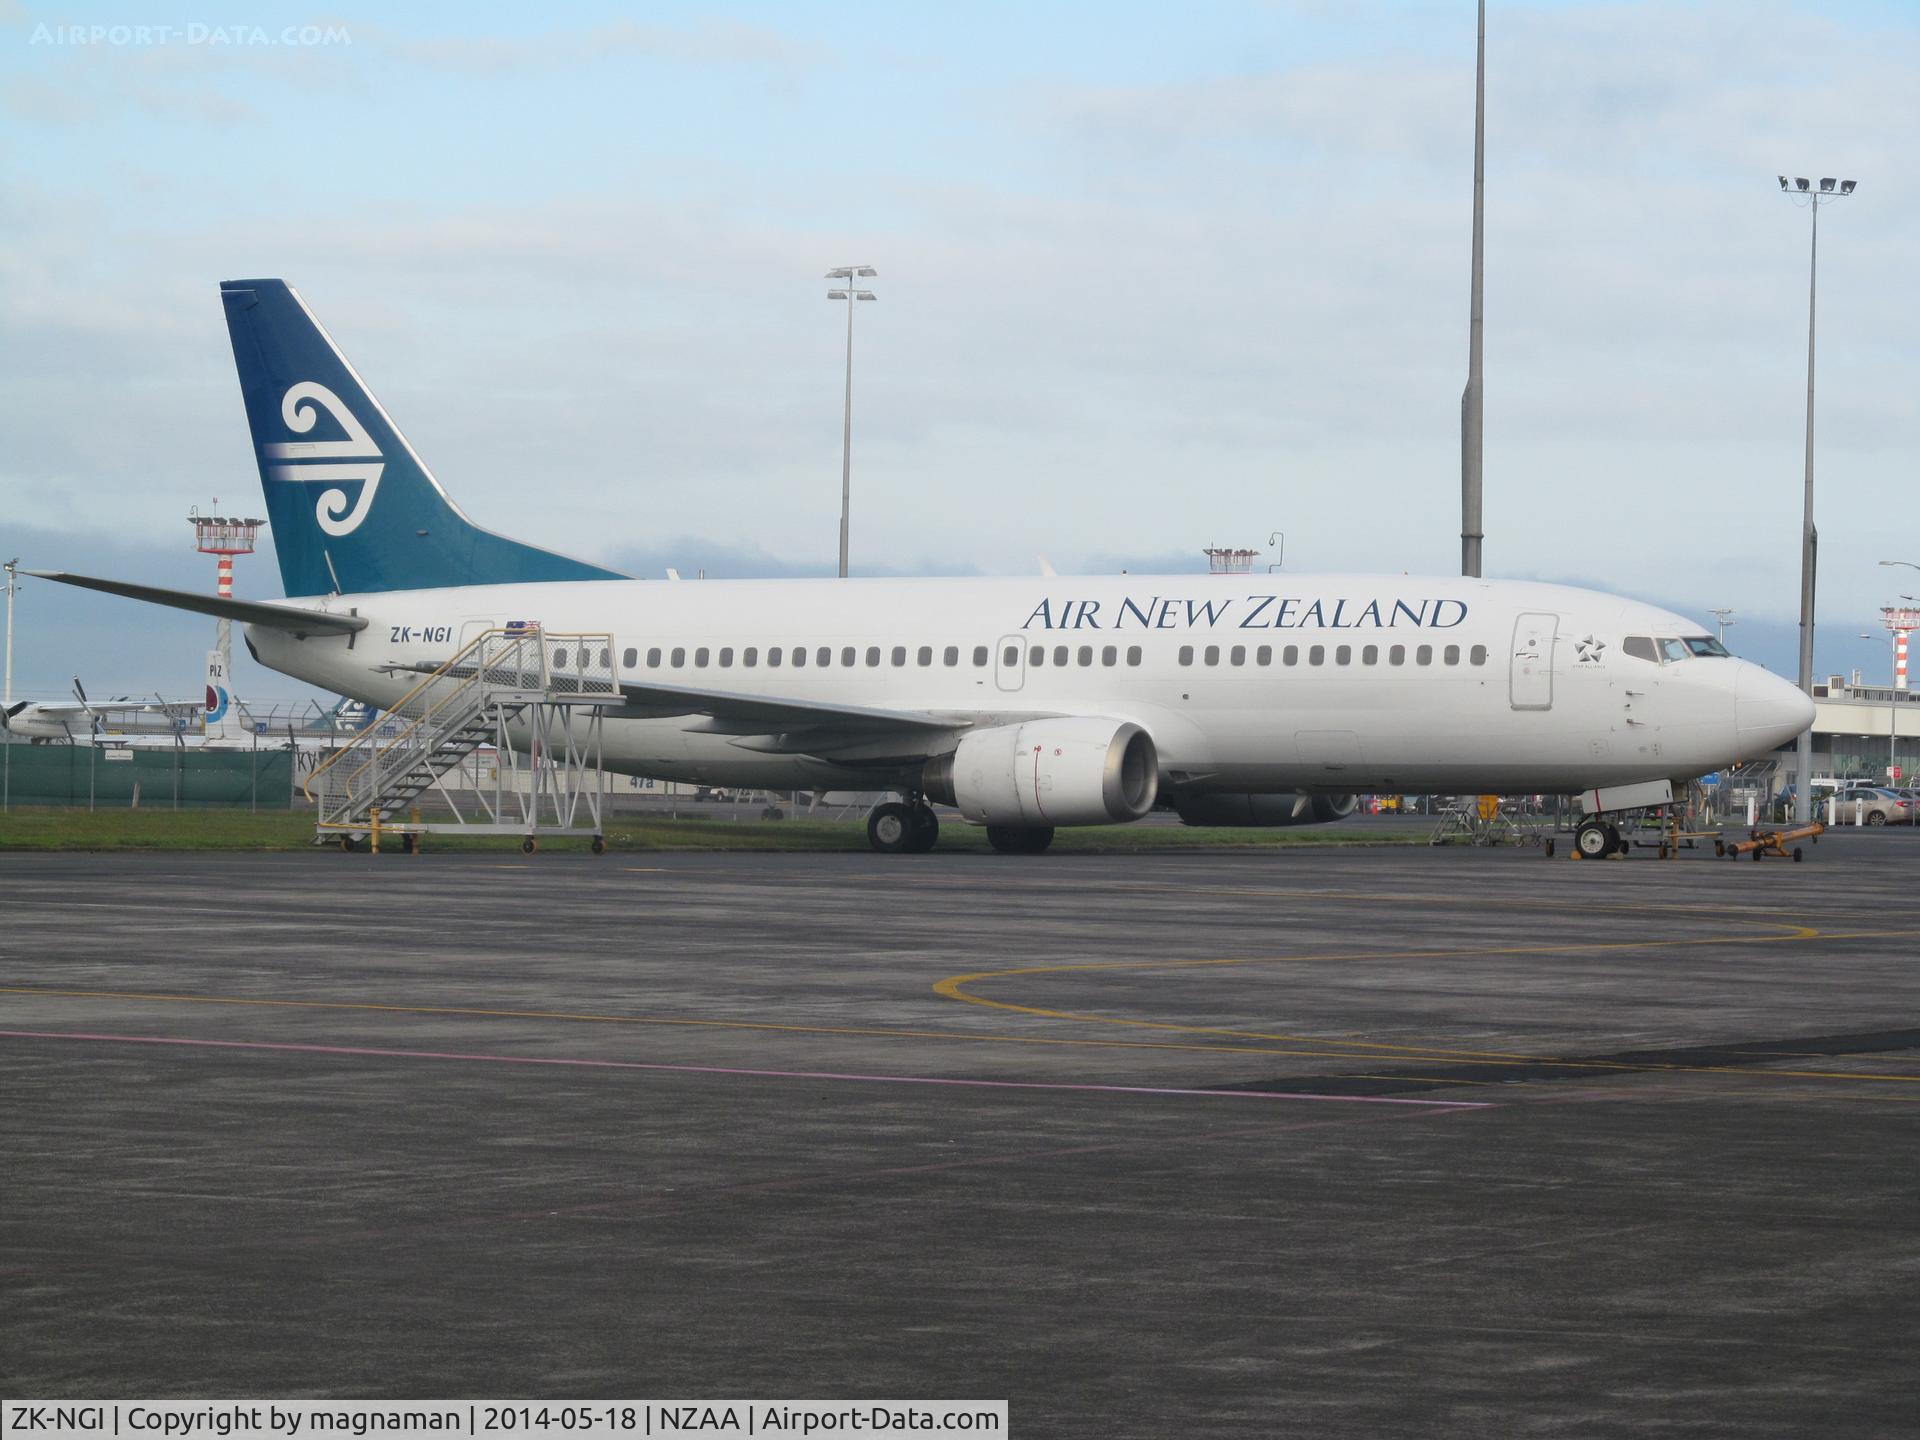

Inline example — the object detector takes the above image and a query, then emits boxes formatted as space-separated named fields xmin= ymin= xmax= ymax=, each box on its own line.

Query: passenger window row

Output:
xmin=1176 ymin=642 xmax=1489 ymax=668
xmin=607 ymin=640 xmax=1490 ymax=674
xmin=611 ymin=643 xmax=1154 ymax=672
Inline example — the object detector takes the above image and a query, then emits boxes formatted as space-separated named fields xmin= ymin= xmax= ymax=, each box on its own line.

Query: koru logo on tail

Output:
xmin=262 ymin=381 xmax=384 ymax=537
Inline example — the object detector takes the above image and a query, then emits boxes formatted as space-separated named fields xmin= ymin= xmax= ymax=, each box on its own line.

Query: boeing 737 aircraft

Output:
xmin=34 ymin=279 xmax=1816 ymax=855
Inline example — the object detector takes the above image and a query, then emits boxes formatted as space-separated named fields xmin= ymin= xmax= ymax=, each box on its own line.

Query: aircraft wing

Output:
xmin=27 ymin=571 xmax=369 ymax=636
xmin=611 ymin=679 xmax=980 ymax=761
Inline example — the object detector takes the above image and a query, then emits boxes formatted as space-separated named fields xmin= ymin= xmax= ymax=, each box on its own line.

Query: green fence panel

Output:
xmin=0 ymin=744 xmax=297 ymax=809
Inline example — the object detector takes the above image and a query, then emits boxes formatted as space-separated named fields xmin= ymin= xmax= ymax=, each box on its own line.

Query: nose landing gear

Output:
xmin=1573 ymin=819 xmax=1624 ymax=859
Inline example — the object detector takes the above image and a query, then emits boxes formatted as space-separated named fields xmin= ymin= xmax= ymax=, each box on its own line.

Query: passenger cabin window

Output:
xmin=622 ymin=647 xmax=637 ymax=669
xmin=1335 ymin=645 xmax=1351 ymax=665
xmin=1256 ymin=645 xmax=1272 ymax=666
xmin=1102 ymin=645 xmax=1117 ymax=666
xmin=1362 ymin=644 xmax=1378 ymax=665
xmin=1003 ymin=644 xmax=1019 ymax=667
xmin=890 ymin=646 xmax=906 ymax=666
xmin=1284 ymin=645 xmax=1299 ymax=666
xmin=694 ymin=647 xmax=710 ymax=668
xmin=1053 ymin=645 xmax=1069 ymax=666
xmin=1443 ymin=644 xmax=1460 ymax=665
xmin=1029 ymin=645 xmax=1045 ymax=666
xmin=1178 ymin=645 xmax=1194 ymax=666
xmin=865 ymin=647 xmax=882 ymax=667
xmin=553 ymin=648 xmax=568 ymax=668
xmin=1389 ymin=645 xmax=1405 ymax=666
xmin=1229 ymin=645 xmax=1246 ymax=666
xmin=1078 ymin=645 xmax=1093 ymax=666
xmin=974 ymin=646 xmax=990 ymax=666
xmin=1308 ymin=645 xmax=1325 ymax=666
xmin=670 ymin=647 xmax=686 ymax=667
xmin=646 ymin=647 xmax=661 ymax=667
xmin=1470 ymin=644 xmax=1488 ymax=666
xmin=788 ymin=647 xmax=802 ymax=667
xmin=718 ymin=647 xmax=734 ymax=667
xmin=1623 ymin=636 xmax=1659 ymax=663
xmin=822 ymin=647 xmax=835 ymax=667
xmin=1204 ymin=645 xmax=1220 ymax=666
xmin=1126 ymin=645 xmax=1142 ymax=666
xmin=944 ymin=646 xmax=959 ymax=666
xmin=744 ymin=647 xmax=759 ymax=667
xmin=1416 ymin=645 xmax=1433 ymax=666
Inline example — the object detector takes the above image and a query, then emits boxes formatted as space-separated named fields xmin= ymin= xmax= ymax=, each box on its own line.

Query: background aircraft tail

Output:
xmin=220 ymin=279 xmax=626 ymax=597
xmin=204 ymin=650 xmax=247 ymax=741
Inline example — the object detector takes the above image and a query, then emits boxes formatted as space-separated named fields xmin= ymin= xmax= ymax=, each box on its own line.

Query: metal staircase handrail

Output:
xmin=304 ymin=627 xmax=542 ymax=809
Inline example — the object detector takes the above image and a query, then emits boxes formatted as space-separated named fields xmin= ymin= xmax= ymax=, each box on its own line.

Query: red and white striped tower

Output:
xmin=1885 ymin=606 xmax=1919 ymax=692
xmin=190 ymin=503 xmax=265 ymax=677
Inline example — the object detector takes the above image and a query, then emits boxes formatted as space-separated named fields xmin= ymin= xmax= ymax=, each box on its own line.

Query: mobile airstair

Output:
xmin=306 ymin=627 xmax=622 ymax=853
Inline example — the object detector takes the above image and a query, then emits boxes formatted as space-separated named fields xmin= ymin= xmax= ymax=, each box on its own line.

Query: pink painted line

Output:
xmin=0 ymin=1029 xmax=1492 ymax=1108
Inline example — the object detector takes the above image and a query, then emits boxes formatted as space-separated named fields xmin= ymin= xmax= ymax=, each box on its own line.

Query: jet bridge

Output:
xmin=306 ymin=626 xmax=621 ymax=853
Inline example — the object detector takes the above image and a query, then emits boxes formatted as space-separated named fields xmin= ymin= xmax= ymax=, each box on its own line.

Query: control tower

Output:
xmin=1884 ymin=605 xmax=1919 ymax=692
xmin=191 ymin=503 xmax=265 ymax=675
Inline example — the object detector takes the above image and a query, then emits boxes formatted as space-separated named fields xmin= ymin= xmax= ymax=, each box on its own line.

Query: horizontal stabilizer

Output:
xmin=27 ymin=571 xmax=368 ymax=636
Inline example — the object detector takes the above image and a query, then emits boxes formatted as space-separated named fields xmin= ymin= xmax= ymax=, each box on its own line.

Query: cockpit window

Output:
xmin=1683 ymin=636 xmax=1729 ymax=657
xmin=1658 ymin=637 xmax=1690 ymax=662
xmin=1623 ymin=636 xmax=1658 ymax=663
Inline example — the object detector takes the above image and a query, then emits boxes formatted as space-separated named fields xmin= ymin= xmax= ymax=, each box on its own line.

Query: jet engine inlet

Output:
xmin=922 ymin=718 xmax=1158 ymax=827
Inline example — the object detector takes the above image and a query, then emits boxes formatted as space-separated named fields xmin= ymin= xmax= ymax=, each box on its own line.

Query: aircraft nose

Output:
xmin=1736 ymin=666 xmax=1817 ymax=753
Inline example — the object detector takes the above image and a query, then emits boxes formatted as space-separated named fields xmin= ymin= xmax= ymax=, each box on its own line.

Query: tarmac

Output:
xmin=2 ymin=831 xmax=1917 ymax=1436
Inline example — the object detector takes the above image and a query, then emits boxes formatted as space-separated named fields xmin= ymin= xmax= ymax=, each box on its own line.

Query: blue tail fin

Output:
xmin=220 ymin=279 xmax=626 ymax=597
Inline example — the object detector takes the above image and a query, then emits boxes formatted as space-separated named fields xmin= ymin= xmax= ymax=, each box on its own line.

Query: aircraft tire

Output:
xmin=987 ymin=825 xmax=1055 ymax=855
xmin=907 ymin=805 xmax=940 ymax=853
xmin=867 ymin=802 xmax=917 ymax=854
xmin=1574 ymin=821 xmax=1612 ymax=859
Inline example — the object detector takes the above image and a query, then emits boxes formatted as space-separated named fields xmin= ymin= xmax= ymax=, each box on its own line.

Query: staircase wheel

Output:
xmin=522 ymin=837 xmax=539 ymax=855
xmin=339 ymin=835 xmax=358 ymax=853
xmin=591 ymin=836 xmax=607 ymax=855
xmin=402 ymin=834 xmax=418 ymax=855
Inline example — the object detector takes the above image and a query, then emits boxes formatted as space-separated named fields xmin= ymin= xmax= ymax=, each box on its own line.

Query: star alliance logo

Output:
xmin=1576 ymin=635 xmax=1607 ymax=664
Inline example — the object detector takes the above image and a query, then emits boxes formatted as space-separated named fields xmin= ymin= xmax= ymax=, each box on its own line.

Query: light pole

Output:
xmin=4 ymin=558 xmax=17 ymax=710
xmin=1779 ymin=174 xmax=1856 ymax=821
xmin=3 ymin=558 xmax=15 ymax=813
xmin=1460 ymin=0 xmax=1486 ymax=579
xmin=1709 ymin=607 xmax=1736 ymax=646
xmin=826 ymin=265 xmax=877 ymax=579
xmin=1861 ymin=632 xmax=1896 ymax=785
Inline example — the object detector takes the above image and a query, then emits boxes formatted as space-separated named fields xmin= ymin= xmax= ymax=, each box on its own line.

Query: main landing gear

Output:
xmin=1573 ymin=818 xmax=1625 ymax=859
xmin=867 ymin=798 xmax=940 ymax=854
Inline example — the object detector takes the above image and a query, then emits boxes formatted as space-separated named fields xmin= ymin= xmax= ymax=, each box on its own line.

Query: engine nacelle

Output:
xmin=923 ymin=718 xmax=1158 ymax=827
xmin=1173 ymin=792 xmax=1358 ymax=827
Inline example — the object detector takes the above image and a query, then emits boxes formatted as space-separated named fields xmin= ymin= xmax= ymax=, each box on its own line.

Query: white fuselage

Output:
xmin=244 ymin=572 xmax=1812 ymax=796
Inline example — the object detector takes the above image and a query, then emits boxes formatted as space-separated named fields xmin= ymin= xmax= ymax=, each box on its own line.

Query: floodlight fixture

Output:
xmin=1840 ymin=180 xmax=1857 ymax=194
xmin=825 ymin=267 xmax=854 ymax=279
xmin=1778 ymin=175 xmax=1790 ymax=190
xmin=1820 ymin=177 xmax=1836 ymax=192
xmin=855 ymin=290 xmax=876 ymax=301
xmin=827 ymin=289 xmax=848 ymax=299
xmin=1796 ymin=177 xmax=1810 ymax=191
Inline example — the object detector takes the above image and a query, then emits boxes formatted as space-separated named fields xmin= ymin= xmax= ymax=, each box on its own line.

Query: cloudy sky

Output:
xmin=2 ymin=0 xmax=1915 ymax=702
